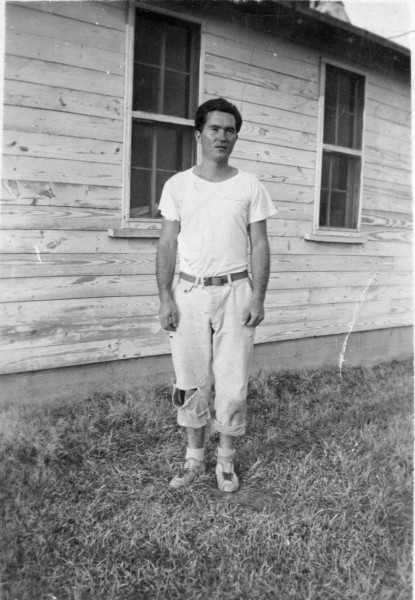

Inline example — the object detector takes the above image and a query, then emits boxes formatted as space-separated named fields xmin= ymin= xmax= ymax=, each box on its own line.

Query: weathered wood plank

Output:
xmin=3 ymin=106 xmax=123 ymax=142
xmin=6 ymin=31 xmax=125 ymax=76
xmin=268 ymin=236 xmax=411 ymax=257
xmin=365 ymin=143 xmax=412 ymax=171
xmin=264 ymin=182 xmax=314 ymax=204
xmin=0 ymin=289 xmax=308 ymax=331
xmin=0 ymin=270 xmax=411 ymax=304
xmin=204 ymin=54 xmax=318 ymax=99
xmin=202 ymin=16 xmax=320 ymax=66
xmin=1 ymin=303 xmax=412 ymax=373
xmin=2 ymin=156 xmax=122 ymax=187
xmin=309 ymin=285 xmax=412 ymax=306
xmin=6 ymin=3 xmax=125 ymax=53
xmin=0 ymin=205 xmax=120 ymax=231
xmin=2 ymin=295 xmax=411 ymax=344
xmin=22 ymin=1 xmax=128 ymax=31
xmin=234 ymin=139 xmax=315 ymax=170
xmin=359 ymin=229 xmax=412 ymax=244
xmin=240 ymin=122 xmax=316 ymax=152
xmin=4 ymin=79 xmax=124 ymax=120
xmin=1 ymin=253 xmax=410 ymax=280
xmin=270 ymin=202 xmax=314 ymax=221
xmin=367 ymin=80 xmax=411 ymax=112
xmin=205 ymin=32 xmax=319 ymax=81
xmin=1 ymin=229 xmax=410 ymax=257
xmin=365 ymin=130 xmax=411 ymax=160
xmin=254 ymin=311 xmax=413 ymax=346
xmin=362 ymin=183 xmax=412 ymax=214
xmin=239 ymin=102 xmax=317 ymax=135
xmin=204 ymin=75 xmax=318 ymax=118
xmin=234 ymin=158 xmax=315 ymax=187
xmin=0 ymin=253 xmax=156 ymax=278
xmin=5 ymin=55 xmax=124 ymax=97
xmin=1 ymin=180 xmax=122 ymax=209
xmin=364 ymin=161 xmax=411 ymax=185
xmin=365 ymin=114 xmax=411 ymax=143
xmin=4 ymin=309 xmax=413 ymax=375
xmin=0 ymin=230 xmax=159 ymax=254
xmin=366 ymin=99 xmax=411 ymax=128
xmin=3 ymin=131 xmax=122 ymax=165
xmin=361 ymin=211 xmax=412 ymax=230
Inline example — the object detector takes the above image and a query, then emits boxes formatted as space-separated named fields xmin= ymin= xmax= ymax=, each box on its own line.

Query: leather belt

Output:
xmin=179 ymin=270 xmax=248 ymax=287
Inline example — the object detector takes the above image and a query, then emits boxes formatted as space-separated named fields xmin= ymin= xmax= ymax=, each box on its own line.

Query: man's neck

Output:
xmin=194 ymin=160 xmax=237 ymax=183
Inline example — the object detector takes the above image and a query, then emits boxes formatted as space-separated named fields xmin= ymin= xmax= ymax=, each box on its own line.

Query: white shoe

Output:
xmin=216 ymin=460 xmax=239 ymax=493
xmin=169 ymin=458 xmax=206 ymax=488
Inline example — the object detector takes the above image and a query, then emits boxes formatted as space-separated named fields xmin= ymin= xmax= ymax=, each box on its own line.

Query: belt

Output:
xmin=179 ymin=270 xmax=248 ymax=287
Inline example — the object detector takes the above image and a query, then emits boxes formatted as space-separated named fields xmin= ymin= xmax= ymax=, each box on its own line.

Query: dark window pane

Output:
xmin=319 ymin=189 xmax=329 ymax=227
xmin=319 ymin=151 xmax=361 ymax=228
xmin=323 ymin=106 xmax=336 ymax=146
xmin=324 ymin=64 xmax=364 ymax=149
xmin=337 ymin=111 xmax=353 ymax=148
xmin=131 ymin=120 xmax=152 ymax=168
xmin=157 ymin=125 xmax=194 ymax=172
xmin=157 ymin=127 xmax=179 ymax=171
xmin=329 ymin=191 xmax=348 ymax=227
xmin=165 ymin=23 xmax=191 ymax=72
xmin=134 ymin=12 xmax=162 ymax=66
xmin=133 ymin=64 xmax=160 ymax=112
xmin=130 ymin=169 xmax=151 ymax=218
xmin=330 ymin=154 xmax=348 ymax=191
xmin=164 ymin=71 xmax=190 ymax=118
xmin=130 ymin=10 xmax=200 ymax=219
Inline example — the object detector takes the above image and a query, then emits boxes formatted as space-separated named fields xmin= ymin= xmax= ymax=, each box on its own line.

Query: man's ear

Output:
xmin=195 ymin=130 xmax=201 ymax=143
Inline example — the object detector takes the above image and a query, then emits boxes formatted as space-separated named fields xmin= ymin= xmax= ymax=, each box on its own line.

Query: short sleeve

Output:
xmin=248 ymin=176 xmax=277 ymax=224
xmin=159 ymin=176 xmax=180 ymax=222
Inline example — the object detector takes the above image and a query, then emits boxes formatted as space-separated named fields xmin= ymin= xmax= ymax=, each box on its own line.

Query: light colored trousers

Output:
xmin=169 ymin=277 xmax=255 ymax=436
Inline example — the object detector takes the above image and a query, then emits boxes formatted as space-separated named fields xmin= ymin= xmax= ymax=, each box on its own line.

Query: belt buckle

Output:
xmin=211 ymin=277 xmax=224 ymax=286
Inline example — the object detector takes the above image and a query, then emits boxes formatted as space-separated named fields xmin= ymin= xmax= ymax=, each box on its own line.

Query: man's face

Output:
xmin=195 ymin=110 xmax=238 ymax=163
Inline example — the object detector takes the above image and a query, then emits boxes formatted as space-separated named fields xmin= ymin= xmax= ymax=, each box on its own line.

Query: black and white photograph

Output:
xmin=0 ymin=0 xmax=413 ymax=598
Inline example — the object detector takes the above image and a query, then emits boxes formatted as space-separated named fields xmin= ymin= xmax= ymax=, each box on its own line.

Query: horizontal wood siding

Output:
xmin=1 ymin=1 xmax=412 ymax=375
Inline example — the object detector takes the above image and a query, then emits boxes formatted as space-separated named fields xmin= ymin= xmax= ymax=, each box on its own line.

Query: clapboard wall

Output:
xmin=1 ymin=0 xmax=412 ymax=378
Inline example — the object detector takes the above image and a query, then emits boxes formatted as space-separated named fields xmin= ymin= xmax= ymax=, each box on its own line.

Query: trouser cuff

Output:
xmin=213 ymin=419 xmax=246 ymax=437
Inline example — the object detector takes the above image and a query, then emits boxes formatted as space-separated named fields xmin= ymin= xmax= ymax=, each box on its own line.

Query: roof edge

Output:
xmin=294 ymin=2 xmax=410 ymax=57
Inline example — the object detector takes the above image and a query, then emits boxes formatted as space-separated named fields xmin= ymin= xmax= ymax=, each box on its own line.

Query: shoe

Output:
xmin=216 ymin=460 xmax=239 ymax=493
xmin=169 ymin=458 xmax=206 ymax=488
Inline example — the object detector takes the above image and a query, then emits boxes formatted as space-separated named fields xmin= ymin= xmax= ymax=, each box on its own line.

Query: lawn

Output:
xmin=0 ymin=360 xmax=413 ymax=600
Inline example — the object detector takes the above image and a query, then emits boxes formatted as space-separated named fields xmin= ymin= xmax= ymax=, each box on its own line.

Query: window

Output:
xmin=127 ymin=7 xmax=200 ymax=219
xmin=317 ymin=64 xmax=365 ymax=230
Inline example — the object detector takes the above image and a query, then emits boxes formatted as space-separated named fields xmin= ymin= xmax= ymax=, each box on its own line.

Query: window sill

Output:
xmin=304 ymin=231 xmax=367 ymax=244
xmin=108 ymin=227 xmax=161 ymax=239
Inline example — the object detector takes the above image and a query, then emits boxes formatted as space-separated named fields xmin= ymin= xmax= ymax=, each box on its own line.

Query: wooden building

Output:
xmin=1 ymin=0 xmax=412 ymax=402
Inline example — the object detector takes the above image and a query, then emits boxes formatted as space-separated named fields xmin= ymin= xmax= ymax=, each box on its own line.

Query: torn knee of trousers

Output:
xmin=172 ymin=385 xmax=209 ymax=420
xmin=172 ymin=387 xmax=197 ymax=407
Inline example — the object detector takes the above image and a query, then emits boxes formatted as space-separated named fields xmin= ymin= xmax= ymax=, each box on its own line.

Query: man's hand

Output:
xmin=242 ymin=296 xmax=265 ymax=328
xmin=159 ymin=297 xmax=179 ymax=331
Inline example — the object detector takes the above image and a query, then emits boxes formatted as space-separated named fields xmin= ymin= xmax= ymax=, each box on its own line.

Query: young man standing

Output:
xmin=156 ymin=98 xmax=276 ymax=492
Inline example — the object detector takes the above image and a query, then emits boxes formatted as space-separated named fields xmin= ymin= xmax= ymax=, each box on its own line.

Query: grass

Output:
xmin=0 ymin=359 xmax=413 ymax=600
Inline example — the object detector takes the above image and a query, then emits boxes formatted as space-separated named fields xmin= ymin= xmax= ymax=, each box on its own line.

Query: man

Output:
xmin=156 ymin=97 xmax=276 ymax=492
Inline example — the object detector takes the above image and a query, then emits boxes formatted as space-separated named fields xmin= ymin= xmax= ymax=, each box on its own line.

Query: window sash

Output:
xmin=316 ymin=61 xmax=365 ymax=232
xmin=125 ymin=6 xmax=200 ymax=221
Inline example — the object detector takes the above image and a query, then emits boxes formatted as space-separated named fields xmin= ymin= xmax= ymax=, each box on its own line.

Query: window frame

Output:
xmin=307 ymin=59 xmax=367 ymax=243
xmin=121 ymin=2 xmax=203 ymax=230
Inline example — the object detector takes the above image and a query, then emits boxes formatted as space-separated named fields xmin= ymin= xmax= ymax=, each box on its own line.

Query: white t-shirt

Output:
xmin=159 ymin=167 xmax=277 ymax=277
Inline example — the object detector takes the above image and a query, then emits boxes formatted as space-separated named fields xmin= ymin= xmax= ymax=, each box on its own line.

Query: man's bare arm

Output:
xmin=156 ymin=218 xmax=180 ymax=331
xmin=244 ymin=219 xmax=270 ymax=327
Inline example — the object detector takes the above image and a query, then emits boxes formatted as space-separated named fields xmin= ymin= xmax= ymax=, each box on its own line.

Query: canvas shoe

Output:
xmin=216 ymin=460 xmax=239 ymax=493
xmin=169 ymin=458 xmax=206 ymax=488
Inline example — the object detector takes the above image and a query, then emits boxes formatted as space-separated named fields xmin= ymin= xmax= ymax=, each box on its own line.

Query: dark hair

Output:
xmin=195 ymin=98 xmax=242 ymax=133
